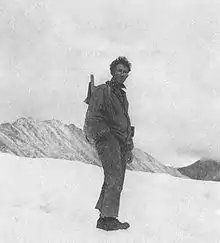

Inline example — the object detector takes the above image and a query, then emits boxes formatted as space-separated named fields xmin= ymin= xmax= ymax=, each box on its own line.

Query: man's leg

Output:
xmin=95 ymin=181 xmax=106 ymax=215
xmin=120 ymin=146 xmax=127 ymax=190
xmin=95 ymin=133 xmax=125 ymax=218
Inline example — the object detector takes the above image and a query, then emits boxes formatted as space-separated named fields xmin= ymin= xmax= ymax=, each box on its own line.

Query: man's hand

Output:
xmin=125 ymin=150 xmax=133 ymax=164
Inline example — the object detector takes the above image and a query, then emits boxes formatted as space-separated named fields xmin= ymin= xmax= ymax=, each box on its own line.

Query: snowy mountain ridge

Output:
xmin=178 ymin=159 xmax=220 ymax=181
xmin=0 ymin=117 xmax=184 ymax=178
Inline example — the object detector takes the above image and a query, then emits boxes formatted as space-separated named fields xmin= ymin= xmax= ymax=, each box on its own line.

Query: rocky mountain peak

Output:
xmin=0 ymin=117 xmax=185 ymax=178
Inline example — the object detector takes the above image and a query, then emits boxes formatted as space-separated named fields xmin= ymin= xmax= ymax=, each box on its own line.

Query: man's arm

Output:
xmin=124 ymin=126 xmax=135 ymax=151
xmin=124 ymin=126 xmax=135 ymax=164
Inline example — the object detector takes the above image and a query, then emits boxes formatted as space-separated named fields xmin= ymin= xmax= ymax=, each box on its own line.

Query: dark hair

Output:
xmin=110 ymin=56 xmax=131 ymax=76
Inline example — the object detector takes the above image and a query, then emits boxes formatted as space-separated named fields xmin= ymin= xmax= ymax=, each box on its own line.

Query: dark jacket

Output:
xmin=83 ymin=80 xmax=134 ymax=151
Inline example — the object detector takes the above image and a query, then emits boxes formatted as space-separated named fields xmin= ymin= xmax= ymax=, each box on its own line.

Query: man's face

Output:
xmin=112 ymin=64 xmax=129 ymax=84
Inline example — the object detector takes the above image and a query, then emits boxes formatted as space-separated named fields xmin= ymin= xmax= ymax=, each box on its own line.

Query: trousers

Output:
xmin=94 ymin=133 xmax=127 ymax=218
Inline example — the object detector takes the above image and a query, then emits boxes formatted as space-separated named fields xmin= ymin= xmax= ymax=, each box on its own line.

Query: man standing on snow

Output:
xmin=83 ymin=56 xmax=134 ymax=231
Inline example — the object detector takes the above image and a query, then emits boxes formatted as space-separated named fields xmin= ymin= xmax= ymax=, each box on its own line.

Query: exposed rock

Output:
xmin=177 ymin=158 xmax=220 ymax=181
xmin=0 ymin=117 xmax=184 ymax=178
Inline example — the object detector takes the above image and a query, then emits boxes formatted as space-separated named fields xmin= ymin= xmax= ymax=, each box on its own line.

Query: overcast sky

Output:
xmin=1 ymin=0 xmax=220 ymax=165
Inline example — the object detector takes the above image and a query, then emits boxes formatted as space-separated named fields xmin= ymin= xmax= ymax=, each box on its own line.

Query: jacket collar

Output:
xmin=106 ymin=79 xmax=126 ymax=90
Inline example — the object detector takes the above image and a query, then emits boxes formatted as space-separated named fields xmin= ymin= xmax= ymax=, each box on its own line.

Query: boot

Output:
xmin=96 ymin=216 xmax=130 ymax=231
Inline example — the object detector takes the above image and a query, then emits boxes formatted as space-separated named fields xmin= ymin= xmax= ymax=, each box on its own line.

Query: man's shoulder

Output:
xmin=96 ymin=83 xmax=108 ymax=89
xmin=94 ymin=83 xmax=111 ymax=95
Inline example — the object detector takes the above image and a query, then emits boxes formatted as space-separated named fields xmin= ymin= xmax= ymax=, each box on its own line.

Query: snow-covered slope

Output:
xmin=0 ymin=152 xmax=220 ymax=243
xmin=0 ymin=117 xmax=184 ymax=177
